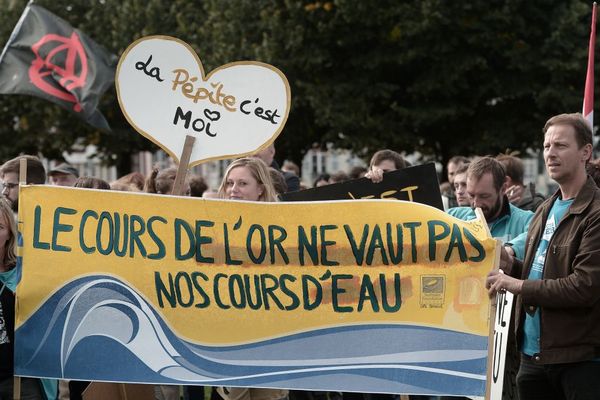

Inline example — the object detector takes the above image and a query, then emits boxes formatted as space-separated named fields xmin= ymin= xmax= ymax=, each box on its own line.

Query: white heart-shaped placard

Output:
xmin=116 ymin=35 xmax=291 ymax=165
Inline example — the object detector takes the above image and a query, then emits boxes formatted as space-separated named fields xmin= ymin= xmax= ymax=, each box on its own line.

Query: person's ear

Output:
xmin=501 ymin=176 xmax=510 ymax=193
xmin=582 ymin=143 xmax=593 ymax=163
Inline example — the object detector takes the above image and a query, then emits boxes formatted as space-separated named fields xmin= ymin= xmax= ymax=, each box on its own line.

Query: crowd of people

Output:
xmin=1 ymin=112 xmax=599 ymax=400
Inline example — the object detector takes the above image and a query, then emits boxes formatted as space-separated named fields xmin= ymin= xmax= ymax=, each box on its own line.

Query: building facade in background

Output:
xmin=54 ymin=144 xmax=554 ymax=195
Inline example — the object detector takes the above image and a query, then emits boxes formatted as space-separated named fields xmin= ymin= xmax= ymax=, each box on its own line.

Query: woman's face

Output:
xmin=0 ymin=213 xmax=11 ymax=253
xmin=225 ymin=166 xmax=263 ymax=201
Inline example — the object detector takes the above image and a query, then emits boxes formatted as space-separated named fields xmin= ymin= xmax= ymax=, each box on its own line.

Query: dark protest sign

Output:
xmin=281 ymin=163 xmax=444 ymax=210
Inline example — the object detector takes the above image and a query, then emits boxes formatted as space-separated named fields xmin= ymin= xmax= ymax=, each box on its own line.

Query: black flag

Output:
xmin=0 ymin=3 xmax=116 ymax=130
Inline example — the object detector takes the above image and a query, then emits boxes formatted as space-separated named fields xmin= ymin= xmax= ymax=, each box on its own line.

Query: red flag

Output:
xmin=583 ymin=3 xmax=597 ymax=129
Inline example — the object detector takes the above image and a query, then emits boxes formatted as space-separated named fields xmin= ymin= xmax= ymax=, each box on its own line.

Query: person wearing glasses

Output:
xmin=0 ymin=155 xmax=46 ymax=213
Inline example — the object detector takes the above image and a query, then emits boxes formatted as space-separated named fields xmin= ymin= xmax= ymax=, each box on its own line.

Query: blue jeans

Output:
xmin=517 ymin=354 xmax=600 ymax=400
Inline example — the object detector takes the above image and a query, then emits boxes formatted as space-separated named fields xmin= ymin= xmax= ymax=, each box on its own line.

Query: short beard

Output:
xmin=483 ymin=195 xmax=503 ymax=222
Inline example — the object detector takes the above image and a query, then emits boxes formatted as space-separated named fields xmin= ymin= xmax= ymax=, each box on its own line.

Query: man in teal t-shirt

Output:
xmin=521 ymin=197 xmax=572 ymax=357
xmin=487 ymin=113 xmax=600 ymax=400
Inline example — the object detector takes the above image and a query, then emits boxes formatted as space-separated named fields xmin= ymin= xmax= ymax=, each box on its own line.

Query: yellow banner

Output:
xmin=17 ymin=185 xmax=495 ymax=344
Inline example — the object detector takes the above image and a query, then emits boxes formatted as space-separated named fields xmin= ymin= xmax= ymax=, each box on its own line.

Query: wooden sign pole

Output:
xmin=171 ymin=135 xmax=196 ymax=196
xmin=119 ymin=383 xmax=127 ymax=400
xmin=13 ymin=158 xmax=27 ymax=400
xmin=12 ymin=377 xmax=20 ymax=400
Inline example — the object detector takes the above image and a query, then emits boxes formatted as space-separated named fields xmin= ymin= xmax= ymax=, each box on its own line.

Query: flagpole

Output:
xmin=583 ymin=2 xmax=597 ymax=133
xmin=0 ymin=1 xmax=34 ymax=64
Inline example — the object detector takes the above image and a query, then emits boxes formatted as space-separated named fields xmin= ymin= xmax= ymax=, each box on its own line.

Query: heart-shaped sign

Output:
xmin=116 ymin=35 xmax=291 ymax=166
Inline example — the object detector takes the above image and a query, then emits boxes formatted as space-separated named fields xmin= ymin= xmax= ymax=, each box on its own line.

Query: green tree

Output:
xmin=0 ymin=0 xmax=595 ymax=172
xmin=193 ymin=0 xmax=593 ymax=166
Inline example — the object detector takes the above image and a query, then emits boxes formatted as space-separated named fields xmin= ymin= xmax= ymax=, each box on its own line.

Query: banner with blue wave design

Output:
xmin=15 ymin=185 xmax=497 ymax=397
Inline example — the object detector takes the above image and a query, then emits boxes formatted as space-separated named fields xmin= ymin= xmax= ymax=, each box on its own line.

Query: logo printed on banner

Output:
xmin=420 ymin=275 xmax=445 ymax=308
xmin=29 ymin=32 xmax=88 ymax=112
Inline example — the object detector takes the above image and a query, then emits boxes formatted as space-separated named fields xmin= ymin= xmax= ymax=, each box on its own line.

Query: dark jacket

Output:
xmin=270 ymin=160 xmax=300 ymax=192
xmin=0 ymin=285 xmax=14 ymax=379
xmin=512 ymin=176 xmax=600 ymax=364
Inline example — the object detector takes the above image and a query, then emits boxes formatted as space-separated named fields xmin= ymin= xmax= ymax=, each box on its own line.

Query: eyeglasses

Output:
xmin=0 ymin=182 xmax=18 ymax=191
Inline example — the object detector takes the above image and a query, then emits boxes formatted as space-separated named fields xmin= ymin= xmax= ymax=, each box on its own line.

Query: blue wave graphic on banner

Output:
xmin=14 ymin=275 xmax=488 ymax=396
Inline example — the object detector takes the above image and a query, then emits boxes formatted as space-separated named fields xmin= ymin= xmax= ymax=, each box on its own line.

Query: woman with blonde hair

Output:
xmin=0 ymin=198 xmax=44 ymax=398
xmin=218 ymin=158 xmax=278 ymax=202
xmin=216 ymin=158 xmax=287 ymax=400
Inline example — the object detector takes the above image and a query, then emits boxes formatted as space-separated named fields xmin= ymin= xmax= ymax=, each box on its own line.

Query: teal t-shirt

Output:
xmin=0 ymin=266 xmax=19 ymax=292
xmin=522 ymin=197 xmax=573 ymax=356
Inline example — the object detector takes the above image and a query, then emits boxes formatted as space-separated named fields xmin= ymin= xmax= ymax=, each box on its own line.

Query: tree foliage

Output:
xmin=0 ymin=0 xmax=595 ymax=172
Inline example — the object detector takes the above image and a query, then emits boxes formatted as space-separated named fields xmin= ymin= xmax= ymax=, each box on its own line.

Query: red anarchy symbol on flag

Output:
xmin=28 ymin=32 xmax=88 ymax=112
